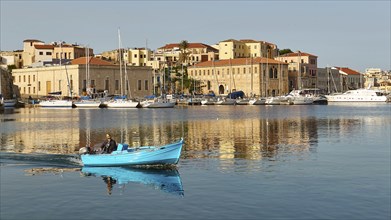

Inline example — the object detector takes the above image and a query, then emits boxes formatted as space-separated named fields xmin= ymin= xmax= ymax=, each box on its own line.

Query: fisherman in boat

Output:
xmin=100 ymin=133 xmax=117 ymax=154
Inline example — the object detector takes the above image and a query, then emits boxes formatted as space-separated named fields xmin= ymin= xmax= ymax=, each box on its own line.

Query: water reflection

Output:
xmin=1 ymin=107 xmax=388 ymax=163
xmin=81 ymin=167 xmax=184 ymax=196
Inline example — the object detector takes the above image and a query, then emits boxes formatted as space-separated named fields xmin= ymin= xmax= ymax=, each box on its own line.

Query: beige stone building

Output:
xmin=21 ymin=39 xmax=93 ymax=67
xmin=0 ymin=50 xmax=24 ymax=69
xmin=218 ymin=39 xmax=278 ymax=60
xmin=12 ymin=57 xmax=153 ymax=99
xmin=190 ymin=57 xmax=289 ymax=97
xmin=275 ymin=52 xmax=318 ymax=90
xmin=156 ymin=43 xmax=219 ymax=67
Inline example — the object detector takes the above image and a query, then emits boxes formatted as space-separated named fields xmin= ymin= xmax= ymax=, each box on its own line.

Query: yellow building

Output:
xmin=190 ymin=57 xmax=289 ymax=97
xmin=12 ymin=57 xmax=153 ymax=99
xmin=275 ymin=52 xmax=318 ymax=90
xmin=218 ymin=39 xmax=278 ymax=60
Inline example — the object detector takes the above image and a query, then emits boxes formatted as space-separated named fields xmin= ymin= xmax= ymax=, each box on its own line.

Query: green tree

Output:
xmin=279 ymin=49 xmax=293 ymax=56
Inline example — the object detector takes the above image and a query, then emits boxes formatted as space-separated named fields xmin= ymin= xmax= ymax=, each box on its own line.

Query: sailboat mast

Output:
xmin=118 ymin=28 xmax=123 ymax=97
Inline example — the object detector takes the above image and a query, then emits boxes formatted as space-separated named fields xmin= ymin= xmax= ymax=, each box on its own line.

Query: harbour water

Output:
xmin=1 ymin=104 xmax=390 ymax=219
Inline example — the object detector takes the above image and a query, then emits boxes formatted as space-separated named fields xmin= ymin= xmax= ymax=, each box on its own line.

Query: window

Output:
xmin=33 ymin=75 xmax=35 ymax=82
xmin=19 ymin=75 xmax=21 ymax=82
xmin=105 ymin=79 xmax=109 ymax=90
xmin=23 ymin=75 xmax=26 ymax=82
xmin=91 ymin=80 xmax=95 ymax=87
xmin=38 ymin=81 xmax=41 ymax=91
xmin=144 ymin=80 xmax=149 ymax=90
xmin=59 ymin=80 xmax=61 ymax=90
xmin=126 ymin=80 xmax=129 ymax=91
xmin=39 ymin=52 xmax=43 ymax=55
xmin=115 ymin=80 xmax=119 ymax=90
xmin=254 ymin=67 xmax=258 ymax=74
xmin=28 ymin=75 xmax=31 ymax=83
xmin=46 ymin=52 xmax=52 ymax=55
xmin=138 ymin=80 xmax=142 ymax=90
xmin=33 ymin=87 xmax=35 ymax=94
xmin=243 ymin=68 xmax=246 ymax=74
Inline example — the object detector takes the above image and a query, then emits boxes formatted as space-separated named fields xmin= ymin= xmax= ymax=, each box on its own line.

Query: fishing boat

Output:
xmin=81 ymin=166 xmax=184 ymax=196
xmin=79 ymin=138 xmax=183 ymax=166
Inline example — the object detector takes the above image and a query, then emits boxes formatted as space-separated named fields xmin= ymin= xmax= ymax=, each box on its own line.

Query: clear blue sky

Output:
xmin=1 ymin=0 xmax=390 ymax=72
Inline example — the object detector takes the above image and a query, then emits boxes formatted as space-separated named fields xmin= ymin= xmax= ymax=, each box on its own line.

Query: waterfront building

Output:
xmin=334 ymin=67 xmax=363 ymax=90
xmin=275 ymin=52 xmax=318 ymax=90
xmin=190 ymin=57 xmax=289 ymax=97
xmin=12 ymin=57 xmax=153 ymax=99
xmin=218 ymin=39 xmax=278 ymax=60
xmin=317 ymin=67 xmax=344 ymax=94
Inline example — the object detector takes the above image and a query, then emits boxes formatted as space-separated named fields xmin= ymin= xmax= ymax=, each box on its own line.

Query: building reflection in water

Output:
xmin=1 ymin=107 xmax=381 ymax=163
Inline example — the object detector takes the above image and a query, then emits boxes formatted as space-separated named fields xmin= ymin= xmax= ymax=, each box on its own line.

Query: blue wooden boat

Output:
xmin=80 ymin=138 xmax=183 ymax=166
xmin=81 ymin=167 xmax=184 ymax=196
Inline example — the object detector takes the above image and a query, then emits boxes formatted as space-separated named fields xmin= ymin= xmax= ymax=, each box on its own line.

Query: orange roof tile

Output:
xmin=281 ymin=52 xmax=317 ymax=58
xmin=193 ymin=57 xmax=286 ymax=68
xmin=71 ymin=57 xmax=114 ymax=65
xmin=159 ymin=43 xmax=218 ymax=52
xmin=24 ymin=39 xmax=44 ymax=43
xmin=34 ymin=45 xmax=54 ymax=50
xmin=334 ymin=67 xmax=361 ymax=75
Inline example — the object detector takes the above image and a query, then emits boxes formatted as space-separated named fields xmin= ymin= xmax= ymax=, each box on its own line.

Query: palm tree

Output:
xmin=178 ymin=40 xmax=190 ymax=94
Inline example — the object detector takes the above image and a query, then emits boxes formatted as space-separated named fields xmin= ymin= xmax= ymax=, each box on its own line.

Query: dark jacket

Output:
xmin=101 ymin=139 xmax=117 ymax=154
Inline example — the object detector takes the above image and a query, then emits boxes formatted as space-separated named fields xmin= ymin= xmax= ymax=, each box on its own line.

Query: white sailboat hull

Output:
xmin=105 ymin=100 xmax=139 ymax=108
xmin=39 ymin=100 xmax=74 ymax=108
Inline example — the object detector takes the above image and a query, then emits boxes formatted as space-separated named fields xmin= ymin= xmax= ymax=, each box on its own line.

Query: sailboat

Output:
xmin=105 ymin=29 xmax=139 ymax=108
xmin=74 ymin=50 xmax=103 ymax=108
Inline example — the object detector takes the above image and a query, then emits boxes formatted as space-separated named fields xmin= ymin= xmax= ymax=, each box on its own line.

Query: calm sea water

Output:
xmin=1 ymin=104 xmax=390 ymax=220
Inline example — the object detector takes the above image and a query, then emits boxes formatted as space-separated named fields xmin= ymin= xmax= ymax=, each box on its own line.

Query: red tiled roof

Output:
xmin=24 ymin=39 xmax=44 ymax=43
xmin=34 ymin=45 xmax=55 ymax=50
xmin=193 ymin=57 xmax=286 ymax=68
xmin=71 ymin=57 xmax=114 ymax=65
xmin=334 ymin=67 xmax=361 ymax=75
xmin=159 ymin=43 xmax=218 ymax=52
xmin=281 ymin=52 xmax=317 ymax=58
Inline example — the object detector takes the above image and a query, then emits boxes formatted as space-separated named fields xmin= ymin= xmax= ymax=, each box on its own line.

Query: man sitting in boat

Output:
xmin=99 ymin=134 xmax=117 ymax=154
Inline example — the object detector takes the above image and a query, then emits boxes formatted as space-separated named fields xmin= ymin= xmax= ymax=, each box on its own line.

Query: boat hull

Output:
xmin=81 ymin=138 xmax=183 ymax=166
xmin=39 ymin=100 xmax=74 ymax=108
xmin=325 ymin=89 xmax=388 ymax=102
xmin=105 ymin=100 xmax=139 ymax=108
xmin=147 ymin=102 xmax=175 ymax=108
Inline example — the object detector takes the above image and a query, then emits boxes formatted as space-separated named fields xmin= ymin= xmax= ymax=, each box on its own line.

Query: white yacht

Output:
xmin=325 ymin=88 xmax=388 ymax=102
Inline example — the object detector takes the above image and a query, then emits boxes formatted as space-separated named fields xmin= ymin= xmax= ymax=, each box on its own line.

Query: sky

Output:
xmin=1 ymin=0 xmax=390 ymax=72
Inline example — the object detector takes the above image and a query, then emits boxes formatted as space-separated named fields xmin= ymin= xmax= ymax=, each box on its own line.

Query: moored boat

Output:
xmin=39 ymin=99 xmax=75 ymax=108
xmin=80 ymin=138 xmax=184 ymax=166
xmin=325 ymin=88 xmax=388 ymax=102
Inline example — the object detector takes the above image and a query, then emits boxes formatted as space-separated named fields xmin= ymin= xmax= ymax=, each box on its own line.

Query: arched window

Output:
xmin=274 ymin=68 xmax=278 ymax=78
xmin=269 ymin=68 xmax=273 ymax=78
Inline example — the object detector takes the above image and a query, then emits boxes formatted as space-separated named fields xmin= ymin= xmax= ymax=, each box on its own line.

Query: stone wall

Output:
xmin=0 ymin=67 xmax=16 ymax=99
